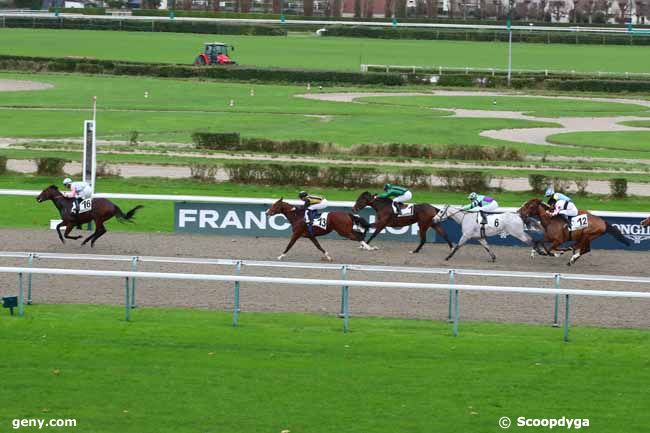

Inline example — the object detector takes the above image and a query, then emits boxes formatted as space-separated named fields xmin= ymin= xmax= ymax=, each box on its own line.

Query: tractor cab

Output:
xmin=194 ymin=42 xmax=236 ymax=66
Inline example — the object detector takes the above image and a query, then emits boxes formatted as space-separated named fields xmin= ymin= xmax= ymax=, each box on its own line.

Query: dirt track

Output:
xmin=0 ymin=228 xmax=648 ymax=329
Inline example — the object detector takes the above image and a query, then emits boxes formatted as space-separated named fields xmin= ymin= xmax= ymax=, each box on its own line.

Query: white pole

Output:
xmin=507 ymin=29 xmax=512 ymax=86
xmin=91 ymin=96 xmax=97 ymax=193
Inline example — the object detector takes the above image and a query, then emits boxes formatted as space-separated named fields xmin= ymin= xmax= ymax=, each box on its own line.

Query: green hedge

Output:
xmin=0 ymin=54 xmax=404 ymax=86
xmin=1 ymin=16 xmax=286 ymax=36
xmin=324 ymin=25 xmax=649 ymax=45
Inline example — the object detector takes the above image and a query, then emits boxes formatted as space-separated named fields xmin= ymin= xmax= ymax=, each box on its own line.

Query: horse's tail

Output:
xmin=605 ymin=221 xmax=631 ymax=246
xmin=116 ymin=204 xmax=144 ymax=223
xmin=351 ymin=213 xmax=370 ymax=240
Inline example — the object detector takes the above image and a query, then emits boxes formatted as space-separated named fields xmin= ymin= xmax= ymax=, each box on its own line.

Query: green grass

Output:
xmin=0 ymin=175 xmax=647 ymax=233
xmin=359 ymin=95 xmax=650 ymax=118
xmin=620 ymin=120 xmax=650 ymax=128
xmin=4 ymin=28 xmax=650 ymax=73
xmin=0 ymin=304 xmax=648 ymax=433
xmin=547 ymin=130 xmax=650 ymax=153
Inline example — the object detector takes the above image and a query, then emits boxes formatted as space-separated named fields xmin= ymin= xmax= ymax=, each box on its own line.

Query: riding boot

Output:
xmin=393 ymin=202 xmax=401 ymax=216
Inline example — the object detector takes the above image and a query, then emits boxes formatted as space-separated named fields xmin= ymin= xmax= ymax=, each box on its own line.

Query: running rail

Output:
xmin=1 ymin=265 xmax=649 ymax=341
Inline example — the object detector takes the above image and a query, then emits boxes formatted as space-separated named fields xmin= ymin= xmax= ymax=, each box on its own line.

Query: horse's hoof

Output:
xmin=409 ymin=251 xmax=415 ymax=254
xmin=277 ymin=255 xmax=284 ymax=261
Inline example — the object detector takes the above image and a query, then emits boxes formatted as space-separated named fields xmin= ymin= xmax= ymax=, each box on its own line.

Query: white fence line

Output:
xmin=2 ymin=251 xmax=649 ymax=341
xmin=0 ymin=12 xmax=638 ymax=34
xmin=1 ymin=189 xmax=646 ymax=218
xmin=1 ymin=264 xmax=649 ymax=341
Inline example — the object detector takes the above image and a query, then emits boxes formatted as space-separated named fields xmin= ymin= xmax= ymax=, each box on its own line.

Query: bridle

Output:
xmin=435 ymin=204 xmax=465 ymax=223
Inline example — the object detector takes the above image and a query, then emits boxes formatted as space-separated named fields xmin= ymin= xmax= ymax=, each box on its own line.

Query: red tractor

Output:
xmin=194 ymin=42 xmax=236 ymax=66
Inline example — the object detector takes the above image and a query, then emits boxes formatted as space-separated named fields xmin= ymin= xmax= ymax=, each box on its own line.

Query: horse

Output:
xmin=266 ymin=198 xmax=371 ymax=261
xmin=642 ymin=217 xmax=650 ymax=226
xmin=433 ymin=204 xmax=543 ymax=262
xmin=36 ymin=185 xmax=143 ymax=247
xmin=352 ymin=191 xmax=453 ymax=253
xmin=519 ymin=198 xmax=630 ymax=266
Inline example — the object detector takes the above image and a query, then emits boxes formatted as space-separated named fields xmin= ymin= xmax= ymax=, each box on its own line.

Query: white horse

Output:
xmin=433 ymin=205 xmax=543 ymax=262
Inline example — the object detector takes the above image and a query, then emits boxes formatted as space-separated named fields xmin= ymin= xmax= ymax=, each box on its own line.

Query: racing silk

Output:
xmin=463 ymin=194 xmax=494 ymax=211
xmin=302 ymin=195 xmax=323 ymax=207
xmin=63 ymin=181 xmax=89 ymax=198
xmin=551 ymin=192 xmax=571 ymax=202
xmin=552 ymin=199 xmax=574 ymax=215
xmin=379 ymin=185 xmax=408 ymax=199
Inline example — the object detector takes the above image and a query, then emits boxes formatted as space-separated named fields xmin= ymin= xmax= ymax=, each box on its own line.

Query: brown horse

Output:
xmin=641 ymin=217 xmax=650 ymax=226
xmin=266 ymin=198 xmax=371 ymax=261
xmin=352 ymin=191 xmax=453 ymax=253
xmin=37 ymin=185 xmax=143 ymax=247
xmin=519 ymin=198 xmax=630 ymax=265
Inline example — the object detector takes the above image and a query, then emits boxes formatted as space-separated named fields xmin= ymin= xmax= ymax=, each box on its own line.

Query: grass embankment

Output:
xmin=0 ymin=304 xmax=648 ymax=433
xmin=1 ymin=175 xmax=647 ymax=233
xmin=4 ymin=28 xmax=650 ymax=73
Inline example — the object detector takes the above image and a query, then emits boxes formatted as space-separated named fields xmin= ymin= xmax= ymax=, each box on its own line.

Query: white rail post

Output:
xmin=564 ymin=294 xmax=570 ymax=342
xmin=233 ymin=260 xmax=242 ymax=327
xmin=340 ymin=265 xmax=350 ymax=333
xmin=124 ymin=277 xmax=131 ymax=321
xmin=452 ymin=289 xmax=460 ymax=337
xmin=447 ymin=270 xmax=455 ymax=323
xmin=130 ymin=256 xmax=138 ymax=308
xmin=18 ymin=272 xmax=24 ymax=317
xmin=27 ymin=253 xmax=34 ymax=305
xmin=553 ymin=274 xmax=561 ymax=327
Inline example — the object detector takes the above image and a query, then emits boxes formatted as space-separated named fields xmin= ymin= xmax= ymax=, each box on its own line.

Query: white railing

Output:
xmin=361 ymin=64 xmax=650 ymax=79
xmin=0 ymin=12 xmax=639 ymax=34
xmin=2 ymin=251 xmax=649 ymax=341
xmin=1 ymin=189 xmax=646 ymax=218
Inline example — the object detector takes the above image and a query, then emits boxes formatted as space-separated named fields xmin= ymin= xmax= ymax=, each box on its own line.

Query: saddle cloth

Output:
xmin=312 ymin=212 xmax=329 ymax=230
xmin=74 ymin=198 xmax=93 ymax=214
xmin=396 ymin=204 xmax=414 ymax=217
xmin=569 ymin=214 xmax=588 ymax=231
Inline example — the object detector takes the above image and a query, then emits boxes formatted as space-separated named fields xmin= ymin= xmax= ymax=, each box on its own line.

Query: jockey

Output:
xmin=378 ymin=183 xmax=412 ymax=215
xmin=544 ymin=186 xmax=572 ymax=206
xmin=62 ymin=177 xmax=92 ymax=217
xmin=463 ymin=192 xmax=498 ymax=224
xmin=299 ymin=191 xmax=328 ymax=237
xmin=550 ymin=197 xmax=579 ymax=226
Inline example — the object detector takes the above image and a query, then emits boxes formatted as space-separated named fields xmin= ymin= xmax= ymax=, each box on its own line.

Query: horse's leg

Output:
xmin=411 ymin=222 xmax=428 ymax=254
xmin=433 ymin=224 xmax=454 ymax=250
xmin=478 ymin=238 xmax=497 ymax=262
xmin=308 ymin=236 xmax=332 ymax=262
xmin=56 ymin=221 xmax=66 ymax=244
xmin=445 ymin=234 xmax=469 ymax=261
xmin=89 ymin=221 xmax=107 ymax=248
xmin=568 ymin=239 xmax=590 ymax=266
xmin=364 ymin=221 xmax=386 ymax=250
xmin=277 ymin=232 xmax=301 ymax=261
xmin=63 ymin=224 xmax=82 ymax=240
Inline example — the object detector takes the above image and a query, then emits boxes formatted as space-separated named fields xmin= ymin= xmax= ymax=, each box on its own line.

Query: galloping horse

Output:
xmin=519 ymin=198 xmax=630 ymax=266
xmin=37 ymin=185 xmax=143 ymax=247
xmin=266 ymin=198 xmax=371 ymax=261
xmin=352 ymin=191 xmax=453 ymax=253
xmin=642 ymin=216 xmax=650 ymax=226
xmin=433 ymin=204 xmax=543 ymax=262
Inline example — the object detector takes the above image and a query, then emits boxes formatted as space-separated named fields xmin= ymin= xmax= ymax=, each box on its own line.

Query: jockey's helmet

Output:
xmin=468 ymin=192 xmax=477 ymax=201
xmin=383 ymin=183 xmax=392 ymax=191
xmin=298 ymin=191 xmax=308 ymax=199
xmin=544 ymin=186 xmax=555 ymax=197
xmin=63 ymin=178 xmax=72 ymax=186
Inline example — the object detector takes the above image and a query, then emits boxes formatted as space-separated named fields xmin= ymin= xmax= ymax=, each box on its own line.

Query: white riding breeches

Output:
xmin=307 ymin=199 xmax=328 ymax=211
xmin=468 ymin=201 xmax=499 ymax=213
xmin=557 ymin=202 xmax=578 ymax=218
xmin=393 ymin=191 xmax=412 ymax=203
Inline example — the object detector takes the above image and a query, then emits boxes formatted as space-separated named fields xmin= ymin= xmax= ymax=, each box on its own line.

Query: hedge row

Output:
xmin=191 ymin=133 xmax=524 ymax=161
xmin=0 ymin=55 xmax=405 ymax=86
xmin=324 ymin=25 xmax=650 ymax=46
xmin=221 ymin=162 xmax=491 ymax=191
xmin=1 ymin=16 xmax=286 ymax=36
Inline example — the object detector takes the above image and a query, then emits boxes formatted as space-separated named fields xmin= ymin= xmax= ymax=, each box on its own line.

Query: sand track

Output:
xmin=0 ymin=229 xmax=648 ymax=329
